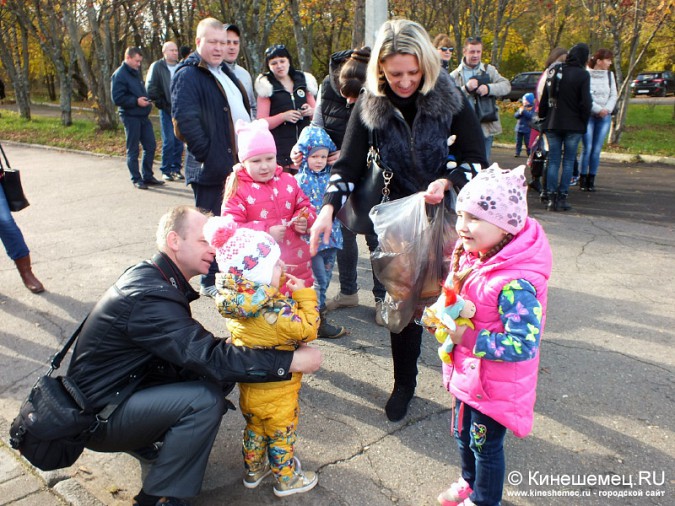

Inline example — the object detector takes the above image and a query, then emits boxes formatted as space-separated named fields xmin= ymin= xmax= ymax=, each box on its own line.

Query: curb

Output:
xmin=0 ymin=416 xmax=105 ymax=506
xmin=493 ymin=142 xmax=675 ymax=166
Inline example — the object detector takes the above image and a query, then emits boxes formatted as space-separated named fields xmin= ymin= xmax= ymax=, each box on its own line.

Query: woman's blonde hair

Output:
xmin=365 ymin=19 xmax=440 ymax=97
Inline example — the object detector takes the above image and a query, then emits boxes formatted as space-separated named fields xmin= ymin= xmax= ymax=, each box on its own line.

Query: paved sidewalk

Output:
xmin=1 ymin=143 xmax=673 ymax=505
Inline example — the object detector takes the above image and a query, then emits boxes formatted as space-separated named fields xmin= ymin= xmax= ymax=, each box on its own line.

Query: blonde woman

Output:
xmin=309 ymin=19 xmax=487 ymax=422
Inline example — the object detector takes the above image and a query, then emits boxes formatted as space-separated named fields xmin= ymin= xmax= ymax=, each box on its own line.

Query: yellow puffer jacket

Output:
xmin=215 ymin=273 xmax=319 ymax=389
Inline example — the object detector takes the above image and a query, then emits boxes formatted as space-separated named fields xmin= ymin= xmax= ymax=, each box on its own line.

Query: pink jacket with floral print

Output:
xmin=444 ymin=217 xmax=552 ymax=437
xmin=222 ymin=164 xmax=316 ymax=292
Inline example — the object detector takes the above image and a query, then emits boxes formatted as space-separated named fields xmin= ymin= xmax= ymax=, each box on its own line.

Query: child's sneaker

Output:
xmin=243 ymin=460 xmax=272 ymax=489
xmin=273 ymin=459 xmax=318 ymax=497
xmin=437 ymin=477 xmax=473 ymax=506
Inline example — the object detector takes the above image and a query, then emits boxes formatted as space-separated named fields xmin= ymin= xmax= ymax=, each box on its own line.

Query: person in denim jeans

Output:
xmin=0 ymin=164 xmax=44 ymax=293
xmin=111 ymin=47 xmax=162 ymax=190
xmin=538 ymin=43 xmax=592 ymax=211
xmin=579 ymin=49 xmax=617 ymax=192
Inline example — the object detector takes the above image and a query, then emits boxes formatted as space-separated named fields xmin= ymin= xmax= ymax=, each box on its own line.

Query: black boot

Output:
xmin=540 ymin=190 xmax=549 ymax=205
xmin=318 ymin=310 xmax=346 ymax=339
xmin=546 ymin=192 xmax=557 ymax=211
xmin=528 ymin=178 xmax=542 ymax=193
xmin=386 ymin=324 xmax=422 ymax=421
xmin=385 ymin=384 xmax=415 ymax=422
xmin=556 ymin=192 xmax=572 ymax=211
xmin=579 ymin=175 xmax=588 ymax=191
xmin=587 ymin=175 xmax=596 ymax=192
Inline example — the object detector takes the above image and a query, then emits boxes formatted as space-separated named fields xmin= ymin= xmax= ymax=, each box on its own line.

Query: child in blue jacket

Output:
xmin=295 ymin=125 xmax=346 ymax=339
xmin=514 ymin=93 xmax=535 ymax=157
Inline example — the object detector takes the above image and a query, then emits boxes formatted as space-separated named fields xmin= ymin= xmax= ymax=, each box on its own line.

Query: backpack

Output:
xmin=545 ymin=62 xmax=563 ymax=106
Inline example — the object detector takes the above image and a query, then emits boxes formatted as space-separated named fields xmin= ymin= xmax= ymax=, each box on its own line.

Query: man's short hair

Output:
xmin=156 ymin=205 xmax=203 ymax=250
xmin=463 ymin=36 xmax=483 ymax=48
xmin=196 ymin=17 xmax=225 ymax=39
xmin=125 ymin=47 xmax=143 ymax=59
xmin=179 ymin=46 xmax=191 ymax=59
xmin=162 ymin=41 xmax=177 ymax=53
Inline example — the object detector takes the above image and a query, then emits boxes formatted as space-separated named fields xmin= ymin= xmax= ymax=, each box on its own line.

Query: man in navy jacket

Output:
xmin=111 ymin=47 xmax=163 ymax=190
xmin=171 ymin=18 xmax=251 ymax=297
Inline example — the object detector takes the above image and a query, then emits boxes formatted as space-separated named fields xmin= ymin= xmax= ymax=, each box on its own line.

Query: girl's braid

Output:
xmin=451 ymin=233 xmax=514 ymax=292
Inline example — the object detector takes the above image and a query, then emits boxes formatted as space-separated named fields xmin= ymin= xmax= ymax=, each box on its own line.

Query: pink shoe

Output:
xmin=437 ymin=477 xmax=473 ymax=506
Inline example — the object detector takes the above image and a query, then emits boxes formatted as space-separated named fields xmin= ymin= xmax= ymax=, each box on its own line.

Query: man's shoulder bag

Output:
xmin=336 ymin=130 xmax=393 ymax=236
xmin=9 ymin=317 xmax=143 ymax=471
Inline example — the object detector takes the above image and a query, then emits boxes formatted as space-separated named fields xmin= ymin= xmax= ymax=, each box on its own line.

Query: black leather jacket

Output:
xmin=67 ymin=253 xmax=293 ymax=409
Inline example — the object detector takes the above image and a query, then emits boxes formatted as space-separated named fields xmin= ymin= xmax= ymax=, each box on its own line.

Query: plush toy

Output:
xmin=420 ymin=283 xmax=476 ymax=364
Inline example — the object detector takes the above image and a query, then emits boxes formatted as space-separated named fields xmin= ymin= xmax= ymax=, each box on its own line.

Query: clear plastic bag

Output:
xmin=369 ymin=192 xmax=457 ymax=333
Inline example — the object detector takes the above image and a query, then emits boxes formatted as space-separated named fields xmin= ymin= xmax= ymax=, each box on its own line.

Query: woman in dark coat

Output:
xmin=309 ymin=19 xmax=487 ymax=422
xmin=539 ymin=43 xmax=592 ymax=211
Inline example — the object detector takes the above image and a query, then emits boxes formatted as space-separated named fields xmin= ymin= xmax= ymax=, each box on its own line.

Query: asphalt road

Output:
xmin=0 ymin=143 xmax=673 ymax=505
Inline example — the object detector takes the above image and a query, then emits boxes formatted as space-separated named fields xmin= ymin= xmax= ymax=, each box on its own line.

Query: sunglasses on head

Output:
xmin=265 ymin=44 xmax=286 ymax=57
xmin=439 ymin=46 xmax=454 ymax=52
xmin=467 ymin=36 xmax=482 ymax=43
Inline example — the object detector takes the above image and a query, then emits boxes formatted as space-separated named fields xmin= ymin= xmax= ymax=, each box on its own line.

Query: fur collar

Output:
xmin=359 ymin=72 xmax=464 ymax=130
xmin=255 ymin=71 xmax=319 ymax=98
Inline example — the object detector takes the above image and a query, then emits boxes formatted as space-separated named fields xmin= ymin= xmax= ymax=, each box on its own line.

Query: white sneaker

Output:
xmin=375 ymin=300 xmax=385 ymax=326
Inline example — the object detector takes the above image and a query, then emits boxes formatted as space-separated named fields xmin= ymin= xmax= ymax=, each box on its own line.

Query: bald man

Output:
xmin=147 ymin=41 xmax=185 ymax=181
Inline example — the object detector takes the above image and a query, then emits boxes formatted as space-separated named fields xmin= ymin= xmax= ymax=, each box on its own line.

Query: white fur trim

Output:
xmin=304 ymin=72 xmax=318 ymax=96
xmin=254 ymin=74 xmax=273 ymax=98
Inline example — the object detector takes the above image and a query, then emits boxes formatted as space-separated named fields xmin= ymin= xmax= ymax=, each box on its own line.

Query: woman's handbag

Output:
xmin=336 ymin=131 xmax=393 ymax=235
xmin=9 ymin=317 xmax=144 ymax=471
xmin=474 ymin=94 xmax=499 ymax=123
xmin=0 ymin=143 xmax=30 ymax=212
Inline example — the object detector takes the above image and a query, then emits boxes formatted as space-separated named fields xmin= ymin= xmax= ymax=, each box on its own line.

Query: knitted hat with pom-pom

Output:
xmin=203 ymin=215 xmax=281 ymax=285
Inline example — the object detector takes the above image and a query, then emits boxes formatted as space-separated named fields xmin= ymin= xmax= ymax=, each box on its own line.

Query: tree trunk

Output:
xmin=0 ymin=10 xmax=31 ymax=120
xmin=352 ymin=0 xmax=366 ymax=48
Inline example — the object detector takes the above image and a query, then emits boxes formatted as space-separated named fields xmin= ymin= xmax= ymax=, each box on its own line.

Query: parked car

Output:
xmin=502 ymin=71 xmax=542 ymax=102
xmin=630 ymin=71 xmax=675 ymax=97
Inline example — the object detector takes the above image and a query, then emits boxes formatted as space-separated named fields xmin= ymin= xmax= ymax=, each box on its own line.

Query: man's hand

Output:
xmin=466 ymin=78 xmax=479 ymax=93
xmin=138 ymin=96 xmax=152 ymax=108
xmin=289 ymin=344 xmax=322 ymax=373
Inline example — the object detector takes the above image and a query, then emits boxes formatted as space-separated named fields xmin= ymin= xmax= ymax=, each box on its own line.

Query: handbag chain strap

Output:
xmin=368 ymin=130 xmax=394 ymax=203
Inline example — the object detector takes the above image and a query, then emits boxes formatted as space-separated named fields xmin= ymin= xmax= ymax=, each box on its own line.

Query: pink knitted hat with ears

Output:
xmin=456 ymin=164 xmax=529 ymax=235
xmin=203 ymin=215 xmax=281 ymax=285
xmin=235 ymin=119 xmax=277 ymax=162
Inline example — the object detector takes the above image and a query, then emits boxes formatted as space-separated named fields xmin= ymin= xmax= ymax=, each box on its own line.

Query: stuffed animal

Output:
xmin=420 ymin=284 xmax=476 ymax=364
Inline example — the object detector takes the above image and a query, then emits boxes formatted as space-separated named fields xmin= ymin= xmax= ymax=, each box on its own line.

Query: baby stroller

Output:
xmin=526 ymin=133 xmax=548 ymax=203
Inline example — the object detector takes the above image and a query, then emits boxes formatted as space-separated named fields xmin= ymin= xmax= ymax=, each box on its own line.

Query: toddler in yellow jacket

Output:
xmin=204 ymin=214 xmax=320 ymax=498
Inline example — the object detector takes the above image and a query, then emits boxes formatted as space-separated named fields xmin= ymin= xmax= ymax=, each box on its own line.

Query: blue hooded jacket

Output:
xmin=294 ymin=126 xmax=342 ymax=251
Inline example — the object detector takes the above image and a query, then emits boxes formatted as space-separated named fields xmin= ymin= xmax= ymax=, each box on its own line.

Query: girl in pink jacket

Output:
xmin=222 ymin=119 xmax=316 ymax=294
xmin=437 ymin=165 xmax=552 ymax=506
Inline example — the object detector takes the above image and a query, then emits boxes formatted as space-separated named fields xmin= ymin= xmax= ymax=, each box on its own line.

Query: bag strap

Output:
xmin=0 ymin=142 xmax=11 ymax=171
xmin=96 ymin=372 xmax=146 ymax=422
xmin=48 ymin=316 xmax=88 ymax=373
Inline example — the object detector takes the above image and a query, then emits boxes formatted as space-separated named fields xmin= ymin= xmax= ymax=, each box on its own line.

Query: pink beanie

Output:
xmin=456 ymin=164 xmax=528 ymax=235
xmin=236 ymin=119 xmax=277 ymax=162
xmin=203 ymin=215 xmax=281 ymax=285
